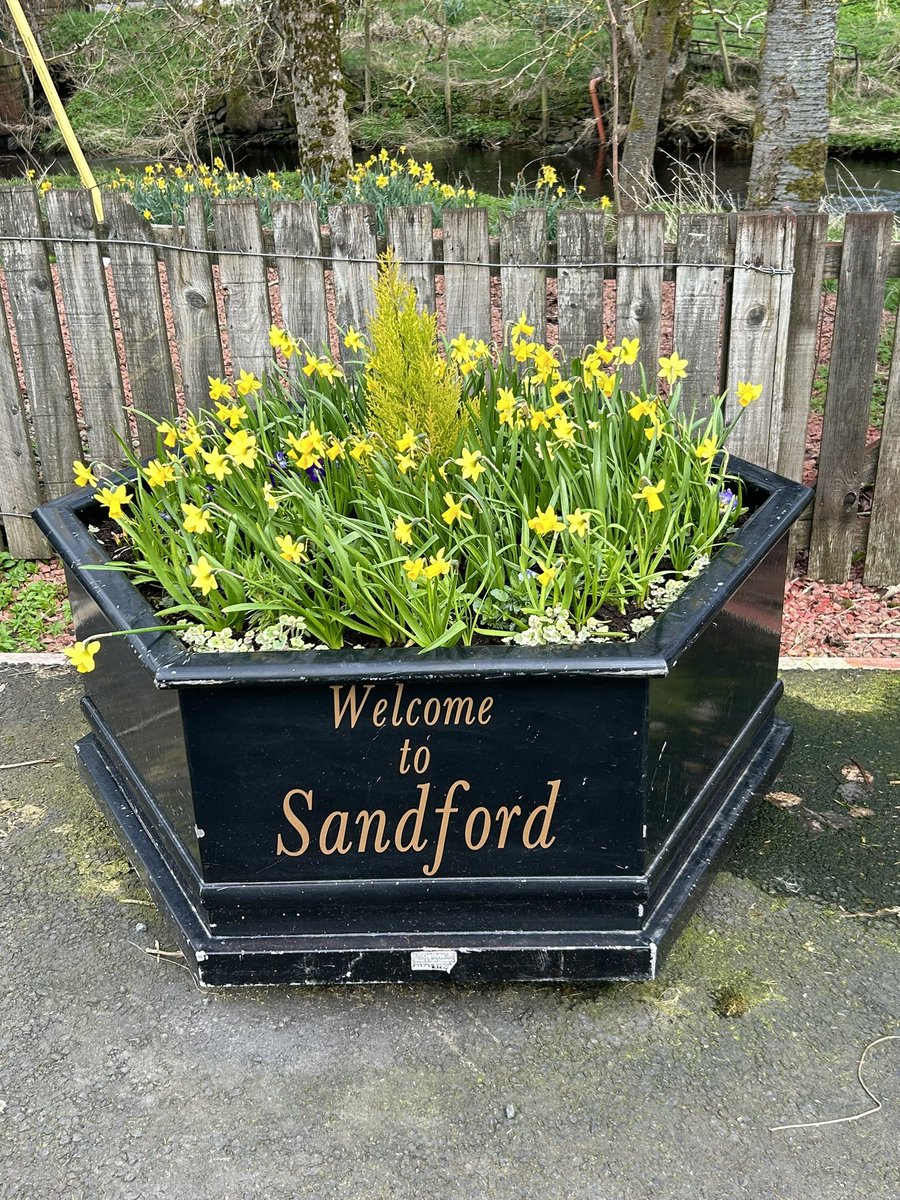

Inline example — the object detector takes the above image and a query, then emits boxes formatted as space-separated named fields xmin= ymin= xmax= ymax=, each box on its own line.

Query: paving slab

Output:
xmin=0 ymin=661 xmax=897 ymax=1200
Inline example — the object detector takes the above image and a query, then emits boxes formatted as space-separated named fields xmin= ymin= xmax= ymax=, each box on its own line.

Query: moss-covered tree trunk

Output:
xmin=746 ymin=0 xmax=839 ymax=211
xmin=273 ymin=0 xmax=351 ymax=174
xmin=618 ymin=0 xmax=684 ymax=212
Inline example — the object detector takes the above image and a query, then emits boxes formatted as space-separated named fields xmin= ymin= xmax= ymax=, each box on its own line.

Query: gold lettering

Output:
xmin=406 ymin=696 xmax=421 ymax=726
xmin=395 ymin=782 xmax=430 ymax=853
xmin=331 ymin=683 xmax=373 ymax=730
xmin=522 ymin=779 xmax=560 ymax=850
xmin=423 ymin=779 xmax=468 ymax=877
xmin=319 ymin=809 xmax=353 ymax=855
xmin=423 ymin=697 xmax=441 ymax=726
xmin=276 ymin=788 xmax=312 ymax=857
xmin=442 ymin=695 xmax=475 ymax=726
xmin=477 ymin=696 xmax=494 ymax=725
xmin=495 ymin=804 xmax=521 ymax=848
xmin=372 ymin=697 xmax=389 ymax=728
xmin=390 ymin=681 xmax=406 ymax=727
xmin=355 ymin=809 xmax=391 ymax=853
xmin=464 ymin=806 xmax=492 ymax=850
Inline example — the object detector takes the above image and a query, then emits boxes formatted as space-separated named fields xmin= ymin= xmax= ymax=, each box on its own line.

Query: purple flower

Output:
xmin=306 ymin=462 xmax=325 ymax=484
xmin=718 ymin=488 xmax=737 ymax=512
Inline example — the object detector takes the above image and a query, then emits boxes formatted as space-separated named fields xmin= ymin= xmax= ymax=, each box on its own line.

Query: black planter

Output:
xmin=35 ymin=459 xmax=811 ymax=988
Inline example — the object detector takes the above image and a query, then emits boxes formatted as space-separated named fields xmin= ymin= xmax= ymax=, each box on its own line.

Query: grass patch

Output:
xmin=0 ymin=554 xmax=70 ymax=652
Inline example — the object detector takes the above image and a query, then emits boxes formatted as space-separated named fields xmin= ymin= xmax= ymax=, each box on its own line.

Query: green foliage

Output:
xmin=364 ymin=254 xmax=466 ymax=462
xmin=0 ymin=555 xmax=70 ymax=652
xmin=79 ymin=302 xmax=751 ymax=654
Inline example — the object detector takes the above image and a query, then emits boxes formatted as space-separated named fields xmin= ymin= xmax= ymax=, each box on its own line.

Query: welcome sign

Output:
xmin=183 ymin=676 xmax=645 ymax=884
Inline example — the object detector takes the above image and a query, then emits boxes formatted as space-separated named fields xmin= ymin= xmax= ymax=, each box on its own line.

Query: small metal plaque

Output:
xmin=410 ymin=949 xmax=458 ymax=973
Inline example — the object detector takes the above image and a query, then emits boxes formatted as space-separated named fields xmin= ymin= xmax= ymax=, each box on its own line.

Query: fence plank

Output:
xmin=442 ymin=208 xmax=491 ymax=345
xmin=103 ymin=193 xmax=178 ymax=457
xmin=724 ymin=212 xmax=796 ymax=469
xmin=865 ymin=306 xmax=900 ymax=584
xmin=386 ymin=205 xmax=435 ymax=313
xmin=673 ymin=213 xmax=727 ymax=415
xmin=615 ymin=212 xmax=665 ymax=389
xmin=329 ymin=204 xmax=378 ymax=367
xmin=808 ymin=211 xmax=894 ymax=582
xmin=499 ymin=209 xmax=547 ymax=346
xmin=272 ymin=200 xmax=329 ymax=368
xmin=556 ymin=210 xmax=606 ymax=363
xmin=44 ymin=189 xmax=128 ymax=466
xmin=0 ymin=187 xmax=80 ymax=497
xmin=212 ymin=199 xmax=273 ymax=383
xmin=777 ymin=213 xmax=828 ymax=483
xmin=0 ymin=301 xmax=45 ymax=558
xmin=162 ymin=197 xmax=223 ymax=414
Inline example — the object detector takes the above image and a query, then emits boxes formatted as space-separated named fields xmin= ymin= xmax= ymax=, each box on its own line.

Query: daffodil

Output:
xmin=393 ymin=516 xmax=414 ymax=546
xmin=615 ymin=337 xmax=640 ymax=365
xmin=143 ymin=459 xmax=176 ymax=489
xmin=262 ymin=482 xmax=279 ymax=511
xmin=325 ymin=440 xmax=344 ymax=461
xmin=395 ymin=428 xmax=417 ymax=455
xmin=627 ymin=397 xmax=657 ymax=422
xmin=567 ymin=509 xmax=589 ymax=538
xmin=182 ymin=503 xmax=211 ymax=535
xmin=268 ymin=324 xmax=287 ymax=349
xmin=95 ymin=484 xmax=132 ymax=520
xmin=442 ymin=493 xmax=471 ymax=526
xmin=215 ymin=402 xmax=247 ymax=429
xmin=695 ymin=436 xmax=718 ymax=463
xmin=511 ymin=338 xmax=535 ymax=364
xmin=737 ymin=380 xmax=763 ymax=407
xmin=236 ymin=368 xmax=262 ymax=398
xmin=227 ymin=429 xmax=259 ymax=469
xmin=403 ymin=557 xmax=426 ymax=582
xmin=536 ymin=563 xmax=557 ymax=586
xmin=208 ymin=376 xmax=233 ymax=402
xmin=529 ymin=505 xmax=565 ymax=536
xmin=189 ymin=556 xmax=218 ymax=595
xmin=343 ymin=327 xmax=365 ymax=353
xmin=73 ymin=460 xmax=96 ymax=488
xmin=633 ymin=478 xmax=666 ymax=513
xmin=529 ymin=408 xmax=549 ymax=431
xmin=202 ymin=447 xmax=232 ymax=482
xmin=156 ymin=420 xmax=179 ymax=448
xmin=350 ymin=439 xmax=375 ymax=461
xmin=553 ymin=415 xmax=577 ymax=447
xmin=600 ymin=195 xmax=612 ymax=210
xmin=449 ymin=333 xmax=476 ymax=363
xmin=424 ymin=548 xmax=451 ymax=579
xmin=396 ymin=454 xmax=415 ymax=475
xmin=275 ymin=535 xmax=307 ymax=564
xmin=496 ymin=388 xmax=517 ymax=425
xmin=658 ymin=352 xmax=688 ymax=386
xmin=63 ymin=640 xmax=101 ymax=673
xmin=455 ymin=447 xmax=485 ymax=482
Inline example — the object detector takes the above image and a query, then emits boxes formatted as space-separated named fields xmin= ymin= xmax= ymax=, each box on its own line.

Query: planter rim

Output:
xmin=34 ymin=456 xmax=811 ymax=687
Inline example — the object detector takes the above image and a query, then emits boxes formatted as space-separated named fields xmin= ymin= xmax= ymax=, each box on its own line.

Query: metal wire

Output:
xmin=0 ymin=233 xmax=794 ymax=275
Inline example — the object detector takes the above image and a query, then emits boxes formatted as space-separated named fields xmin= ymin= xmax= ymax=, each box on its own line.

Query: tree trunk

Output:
xmin=272 ymin=0 xmax=352 ymax=175
xmin=746 ymin=0 xmax=839 ymax=211
xmin=0 ymin=43 xmax=25 ymax=126
xmin=618 ymin=0 xmax=684 ymax=211
xmin=663 ymin=0 xmax=694 ymax=107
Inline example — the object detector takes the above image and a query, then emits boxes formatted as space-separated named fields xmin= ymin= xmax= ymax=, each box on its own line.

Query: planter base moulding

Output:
xmin=35 ymin=457 xmax=812 ymax=989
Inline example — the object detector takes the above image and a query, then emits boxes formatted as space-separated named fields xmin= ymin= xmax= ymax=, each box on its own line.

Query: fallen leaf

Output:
xmin=767 ymin=791 xmax=803 ymax=808
xmin=841 ymin=762 xmax=874 ymax=786
xmin=849 ymin=805 xmax=875 ymax=818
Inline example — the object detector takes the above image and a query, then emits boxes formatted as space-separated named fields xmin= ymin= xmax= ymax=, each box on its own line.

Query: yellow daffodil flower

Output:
xmin=182 ymin=503 xmax=211 ymax=535
xmin=615 ymin=337 xmax=640 ymax=365
xmin=227 ymin=429 xmax=259 ymax=469
xmin=268 ymin=324 xmax=286 ymax=349
xmin=529 ymin=408 xmax=549 ymax=431
xmin=393 ymin=516 xmax=414 ymax=546
xmin=424 ymin=548 xmax=451 ymax=579
xmin=496 ymin=388 xmax=516 ymax=425
xmin=235 ymin=369 xmax=262 ymax=398
xmin=553 ymin=415 xmax=577 ymax=447
xmin=350 ymin=439 xmax=375 ymax=461
xmin=202 ymin=448 xmax=232 ymax=481
xmin=567 ymin=509 xmax=589 ymax=538
xmin=156 ymin=420 xmax=179 ymax=448
xmin=262 ymin=482 xmax=279 ymax=512
xmin=737 ymin=380 xmax=763 ymax=407
xmin=208 ymin=376 xmax=233 ymax=402
xmin=189 ymin=556 xmax=218 ymax=595
xmin=600 ymin=195 xmax=612 ymax=210
xmin=633 ymin=478 xmax=666 ymax=513
xmin=695 ymin=436 xmax=718 ymax=463
xmin=529 ymin=505 xmax=565 ymax=536
xmin=395 ymin=428 xmax=417 ymax=455
xmin=449 ymin=333 xmax=476 ymax=363
xmin=455 ymin=447 xmax=485 ymax=482
xmin=442 ymin=493 xmax=471 ymax=526
xmin=326 ymin=440 xmax=344 ymax=461
xmin=63 ymin=640 xmax=101 ymax=673
xmin=73 ymin=460 xmax=96 ymax=488
xmin=403 ymin=557 xmax=426 ymax=582
xmin=215 ymin=402 xmax=247 ymax=429
xmin=143 ymin=459 xmax=176 ymax=488
xmin=95 ymin=484 xmax=132 ymax=520
xmin=396 ymin=453 xmax=415 ymax=475
xmin=628 ymin=396 xmax=657 ymax=422
xmin=275 ymin=535 xmax=307 ymax=564
xmin=544 ymin=401 xmax=565 ymax=420
xmin=511 ymin=338 xmax=536 ymax=364
xmin=658 ymin=352 xmax=688 ymax=386
xmin=550 ymin=378 xmax=573 ymax=400
xmin=536 ymin=563 xmax=557 ymax=586
xmin=343 ymin=327 xmax=365 ymax=353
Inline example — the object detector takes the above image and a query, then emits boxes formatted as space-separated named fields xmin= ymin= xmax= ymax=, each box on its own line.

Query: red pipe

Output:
xmin=589 ymin=76 xmax=607 ymax=145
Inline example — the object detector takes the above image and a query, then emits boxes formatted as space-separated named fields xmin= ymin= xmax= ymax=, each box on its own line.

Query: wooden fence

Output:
xmin=0 ymin=187 xmax=898 ymax=584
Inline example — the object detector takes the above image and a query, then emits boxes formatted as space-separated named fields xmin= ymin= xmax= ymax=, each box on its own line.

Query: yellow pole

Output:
xmin=3 ymin=0 xmax=103 ymax=221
